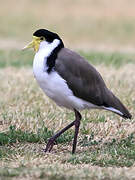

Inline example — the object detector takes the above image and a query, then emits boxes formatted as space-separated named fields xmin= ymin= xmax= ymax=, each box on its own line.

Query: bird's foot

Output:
xmin=44 ymin=137 xmax=56 ymax=153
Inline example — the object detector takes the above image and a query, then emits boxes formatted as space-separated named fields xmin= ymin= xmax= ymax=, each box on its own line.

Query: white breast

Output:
xmin=33 ymin=40 xmax=99 ymax=110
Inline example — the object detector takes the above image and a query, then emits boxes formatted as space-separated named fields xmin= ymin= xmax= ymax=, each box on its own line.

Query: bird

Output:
xmin=23 ymin=29 xmax=132 ymax=154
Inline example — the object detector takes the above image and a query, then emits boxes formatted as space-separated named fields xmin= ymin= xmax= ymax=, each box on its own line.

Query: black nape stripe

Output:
xmin=46 ymin=41 xmax=64 ymax=73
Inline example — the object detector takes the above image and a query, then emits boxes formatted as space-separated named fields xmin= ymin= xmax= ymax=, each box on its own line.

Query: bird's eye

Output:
xmin=40 ymin=37 xmax=45 ymax=41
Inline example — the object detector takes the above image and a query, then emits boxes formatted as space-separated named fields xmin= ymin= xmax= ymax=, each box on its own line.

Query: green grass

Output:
xmin=0 ymin=49 xmax=135 ymax=68
xmin=0 ymin=125 xmax=74 ymax=159
xmin=0 ymin=125 xmax=135 ymax=168
xmin=0 ymin=125 xmax=74 ymax=147
xmin=80 ymin=51 xmax=135 ymax=68
xmin=68 ymin=133 xmax=135 ymax=167
xmin=0 ymin=49 xmax=34 ymax=68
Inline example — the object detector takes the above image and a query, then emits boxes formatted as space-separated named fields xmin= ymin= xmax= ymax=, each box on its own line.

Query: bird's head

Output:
xmin=23 ymin=29 xmax=64 ymax=52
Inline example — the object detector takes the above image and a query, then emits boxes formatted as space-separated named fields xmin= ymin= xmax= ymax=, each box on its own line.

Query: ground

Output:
xmin=0 ymin=0 xmax=135 ymax=179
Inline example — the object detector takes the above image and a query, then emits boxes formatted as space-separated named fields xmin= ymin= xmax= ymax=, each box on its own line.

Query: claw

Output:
xmin=44 ymin=138 xmax=55 ymax=152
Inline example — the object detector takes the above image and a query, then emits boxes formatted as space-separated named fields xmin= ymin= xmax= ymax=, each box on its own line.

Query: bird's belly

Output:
xmin=34 ymin=70 xmax=98 ymax=110
xmin=34 ymin=71 xmax=73 ymax=108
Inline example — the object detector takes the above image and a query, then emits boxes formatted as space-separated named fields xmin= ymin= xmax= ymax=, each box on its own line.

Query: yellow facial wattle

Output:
xmin=23 ymin=36 xmax=42 ymax=52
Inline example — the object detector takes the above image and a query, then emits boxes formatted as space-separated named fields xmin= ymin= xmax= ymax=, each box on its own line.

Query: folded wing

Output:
xmin=55 ymin=48 xmax=132 ymax=119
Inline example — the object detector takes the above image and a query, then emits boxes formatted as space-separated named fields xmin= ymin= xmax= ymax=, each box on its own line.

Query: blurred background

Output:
xmin=1 ymin=0 xmax=135 ymax=51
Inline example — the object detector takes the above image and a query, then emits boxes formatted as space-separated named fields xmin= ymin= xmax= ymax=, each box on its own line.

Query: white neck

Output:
xmin=33 ymin=39 xmax=61 ymax=75
xmin=38 ymin=39 xmax=60 ymax=56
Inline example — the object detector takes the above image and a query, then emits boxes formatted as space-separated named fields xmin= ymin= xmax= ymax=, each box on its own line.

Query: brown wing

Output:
xmin=55 ymin=48 xmax=131 ymax=119
xmin=55 ymin=48 xmax=107 ymax=106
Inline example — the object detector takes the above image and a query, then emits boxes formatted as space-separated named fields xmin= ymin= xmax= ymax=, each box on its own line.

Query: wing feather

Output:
xmin=55 ymin=48 xmax=131 ymax=119
xmin=55 ymin=48 xmax=106 ymax=106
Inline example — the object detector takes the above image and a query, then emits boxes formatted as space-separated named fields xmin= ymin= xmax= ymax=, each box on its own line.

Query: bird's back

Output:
xmin=55 ymin=48 xmax=132 ymax=119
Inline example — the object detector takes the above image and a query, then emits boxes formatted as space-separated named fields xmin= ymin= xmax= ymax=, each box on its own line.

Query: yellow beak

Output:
xmin=22 ymin=36 xmax=41 ymax=52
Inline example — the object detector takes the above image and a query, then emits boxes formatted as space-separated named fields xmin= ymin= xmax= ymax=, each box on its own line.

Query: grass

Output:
xmin=0 ymin=49 xmax=34 ymax=68
xmin=0 ymin=125 xmax=74 ymax=146
xmin=1 ymin=126 xmax=134 ymax=168
xmin=0 ymin=50 xmax=135 ymax=180
xmin=80 ymin=51 xmax=135 ymax=68
xmin=0 ymin=49 xmax=135 ymax=68
xmin=0 ymin=0 xmax=135 ymax=179
xmin=0 ymin=65 xmax=135 ymax=180
xmin=68 ymin=133 xmax=135 ymax=167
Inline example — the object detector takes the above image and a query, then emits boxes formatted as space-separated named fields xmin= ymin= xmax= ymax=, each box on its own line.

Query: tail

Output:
xmin=103 ymin=89 xmax=132 ymax=119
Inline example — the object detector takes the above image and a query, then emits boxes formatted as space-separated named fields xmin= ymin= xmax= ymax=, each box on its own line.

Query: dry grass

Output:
xmin=0 ymin=63 xmax=135 ymax=179
xmin=0 ymin=65 xmax=134 ymax=134
xmin=0 ymin=152 xmax=135 ymax=180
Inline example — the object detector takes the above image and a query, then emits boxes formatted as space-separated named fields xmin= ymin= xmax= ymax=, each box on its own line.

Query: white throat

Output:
xmin=38 ymin=39 xmax=60 ymax=55
xmin=33 ymin=39 xmax=61 ymax=77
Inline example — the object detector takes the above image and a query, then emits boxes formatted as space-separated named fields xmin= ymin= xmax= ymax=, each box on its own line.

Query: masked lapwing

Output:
xmin=23 ymin=29 xmax=132 ymax=154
